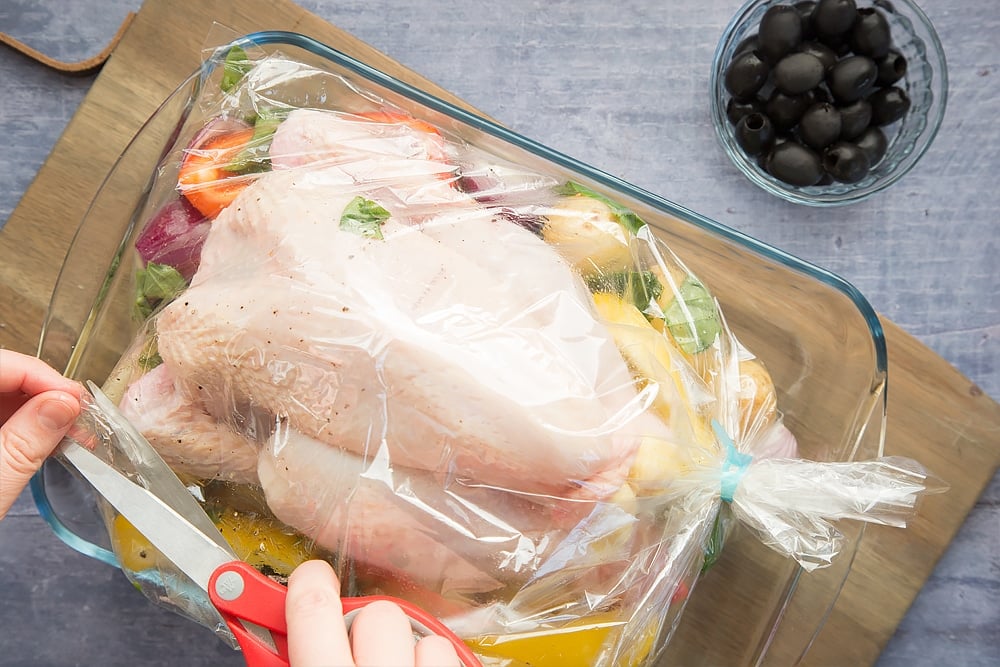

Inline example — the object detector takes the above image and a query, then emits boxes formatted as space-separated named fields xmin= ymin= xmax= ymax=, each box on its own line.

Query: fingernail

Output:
xmin=37 ymin=397 xmax=76 ymax=431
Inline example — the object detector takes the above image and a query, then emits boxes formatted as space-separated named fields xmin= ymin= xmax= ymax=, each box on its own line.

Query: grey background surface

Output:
xmin=0 ymin=0 xmax=997 ymax=665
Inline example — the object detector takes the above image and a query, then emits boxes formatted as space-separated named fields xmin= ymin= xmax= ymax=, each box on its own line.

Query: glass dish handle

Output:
xmin=30 ymin=462 xmax=120 ymax=568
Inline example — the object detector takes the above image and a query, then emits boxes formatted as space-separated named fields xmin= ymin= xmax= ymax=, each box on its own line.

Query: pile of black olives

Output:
xmin=723 ymin=0 xmax=910 ymax=187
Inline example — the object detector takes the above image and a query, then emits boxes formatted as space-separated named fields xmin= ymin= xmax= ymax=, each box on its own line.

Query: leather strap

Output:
xmin=0 ymin=12 xmax=136 ymax=75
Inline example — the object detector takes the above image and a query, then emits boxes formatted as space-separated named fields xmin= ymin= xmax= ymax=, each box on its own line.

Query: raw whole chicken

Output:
xmin=125 ymin=108 xmax=673 ymax=595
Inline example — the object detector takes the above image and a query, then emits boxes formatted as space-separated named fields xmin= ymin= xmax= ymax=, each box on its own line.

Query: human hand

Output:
xmin=0 ymin=349 xmax=82 ymax=519
xmin=286 ymin=560 xmax=462 ymax=667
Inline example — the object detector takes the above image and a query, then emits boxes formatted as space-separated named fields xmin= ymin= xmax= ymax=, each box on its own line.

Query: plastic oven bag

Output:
xmin=70 ymin=38 xmax=941 ymax=667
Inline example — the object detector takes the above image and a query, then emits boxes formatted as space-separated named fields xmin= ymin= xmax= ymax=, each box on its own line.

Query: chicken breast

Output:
xmin=155 ymin=164 xmax=660 ymax=498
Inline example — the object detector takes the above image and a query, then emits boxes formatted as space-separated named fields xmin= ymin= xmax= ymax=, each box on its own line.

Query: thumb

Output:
xmin=0 ymin=390 xmax=81 ymax=519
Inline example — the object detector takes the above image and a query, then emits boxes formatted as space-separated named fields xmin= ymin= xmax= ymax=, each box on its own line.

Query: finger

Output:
xmin=0 ymin=349 xmax=80 ymax=398
xmin=0 ymin=390 xmax=81 ymax=519
xmin=351 ymin=600 xmax=416 ymax=666
xmin=286 ymin=560 xmax=355 ymax=667
xmin=415 ymin=635 xmax=462 ymax=667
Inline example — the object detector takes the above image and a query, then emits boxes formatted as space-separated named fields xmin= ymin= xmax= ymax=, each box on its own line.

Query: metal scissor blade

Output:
xmin=86 ymin=381 xmax=232 ymax=554
xmin=59 ymin=437 xmax=234 ymax=592
xmin=75 ymin=385 xmax=280 ymax=655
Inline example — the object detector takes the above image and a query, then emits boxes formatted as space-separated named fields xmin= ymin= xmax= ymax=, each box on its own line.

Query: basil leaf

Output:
xmin=134 ymin=262 xmax=188 ymax=320
xmin=137 ymin=337 xmax=163 ymax=372
xmin=223 ymin=108 xmax=288 ymax=174
xmin=663 ymin=277 xmax=722 ymax=354
xmin=701 ymin=508 xmax=730 ymax=573
xmin=586 ymin=270 xmax=663 ymax=310
xmin=339 ymin=196 xmax=391 ymax=240
xmin=221 ymin=45 xmax=253 ymax=93
xmin=556 ymin=181 xmax=647 ymax=236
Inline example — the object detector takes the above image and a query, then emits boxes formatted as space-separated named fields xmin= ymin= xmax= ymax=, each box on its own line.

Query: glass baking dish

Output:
xmin=33 ymin=31 xmax=888 ymax=666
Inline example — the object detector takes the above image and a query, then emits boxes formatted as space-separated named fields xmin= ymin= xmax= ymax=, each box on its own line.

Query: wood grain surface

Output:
xmin=1 ymin=1 xmax=997 ymax=665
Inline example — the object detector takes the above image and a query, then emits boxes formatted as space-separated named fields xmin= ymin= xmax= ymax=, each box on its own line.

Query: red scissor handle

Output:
xmin=208 ymin=561 xmax=481 ymax=667
xmin=209 ymin=561 xmax=290 ymax=667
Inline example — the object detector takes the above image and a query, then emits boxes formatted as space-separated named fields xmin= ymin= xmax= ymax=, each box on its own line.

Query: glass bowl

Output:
xmin=35 ymin=31 xmax=889 ymax=666
xmin=711 ymin=0 xmax=948 ymax=206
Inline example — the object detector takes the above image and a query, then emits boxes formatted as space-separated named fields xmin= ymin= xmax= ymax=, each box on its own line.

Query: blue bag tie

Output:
xmin=713 ymin=419 xmax=752 ymax=503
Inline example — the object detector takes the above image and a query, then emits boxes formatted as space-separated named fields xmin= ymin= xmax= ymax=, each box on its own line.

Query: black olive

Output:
xmin=823 ymin=141 xmax=871 ymax=182
xmin=798 ymin=41 xmax=839 ymax=71
xmin=725 ymin=50 xmax=771 ymax=100
xmin=759 ymin=5 xmax=804 ymax=62
xmin=766 ymin=90 xmax=814 ymax=130
xmin=876 ymin=49 xmax=908 ymax=86
xmin=838 ymin=99 xmax=873 ymax=139
xmin=799 ymin=103 xmax=843 ymax=149
xmin=854 ymin=126 xmax=889 ymax=165
xmin=774 ymin=52 xmax=826 ymax=95
xmin=794 ymin=1 xmax=818 ymax=40
xmin=734 ymin=35 xmax=760 ymax=59
xmin=736 ymin=113 xmax=777 ymax=156
xmin=758 ymin=134 xmax=794 ymax=169
xmin=812 ymin=0 xmax=858 ymax=38
xmin=726 ymin=96 xmax=764 ymax=125
xmin=869 ymin=86 xmax=911 ymax=125
xmin=828 ymin=55 xmax=878 ymax=102
xmin=766 ymin=142 xmax=824 ymax=186
xmin=850 ymin=8 xmax=892 ymax=59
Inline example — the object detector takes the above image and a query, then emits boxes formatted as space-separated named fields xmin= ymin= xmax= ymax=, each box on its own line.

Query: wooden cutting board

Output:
xmin=1 ymin=0 xmax=997 ymax=664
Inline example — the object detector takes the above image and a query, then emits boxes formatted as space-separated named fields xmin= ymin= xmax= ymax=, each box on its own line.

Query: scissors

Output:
xmin=58 ymin=382 xmax=481 ymax=667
